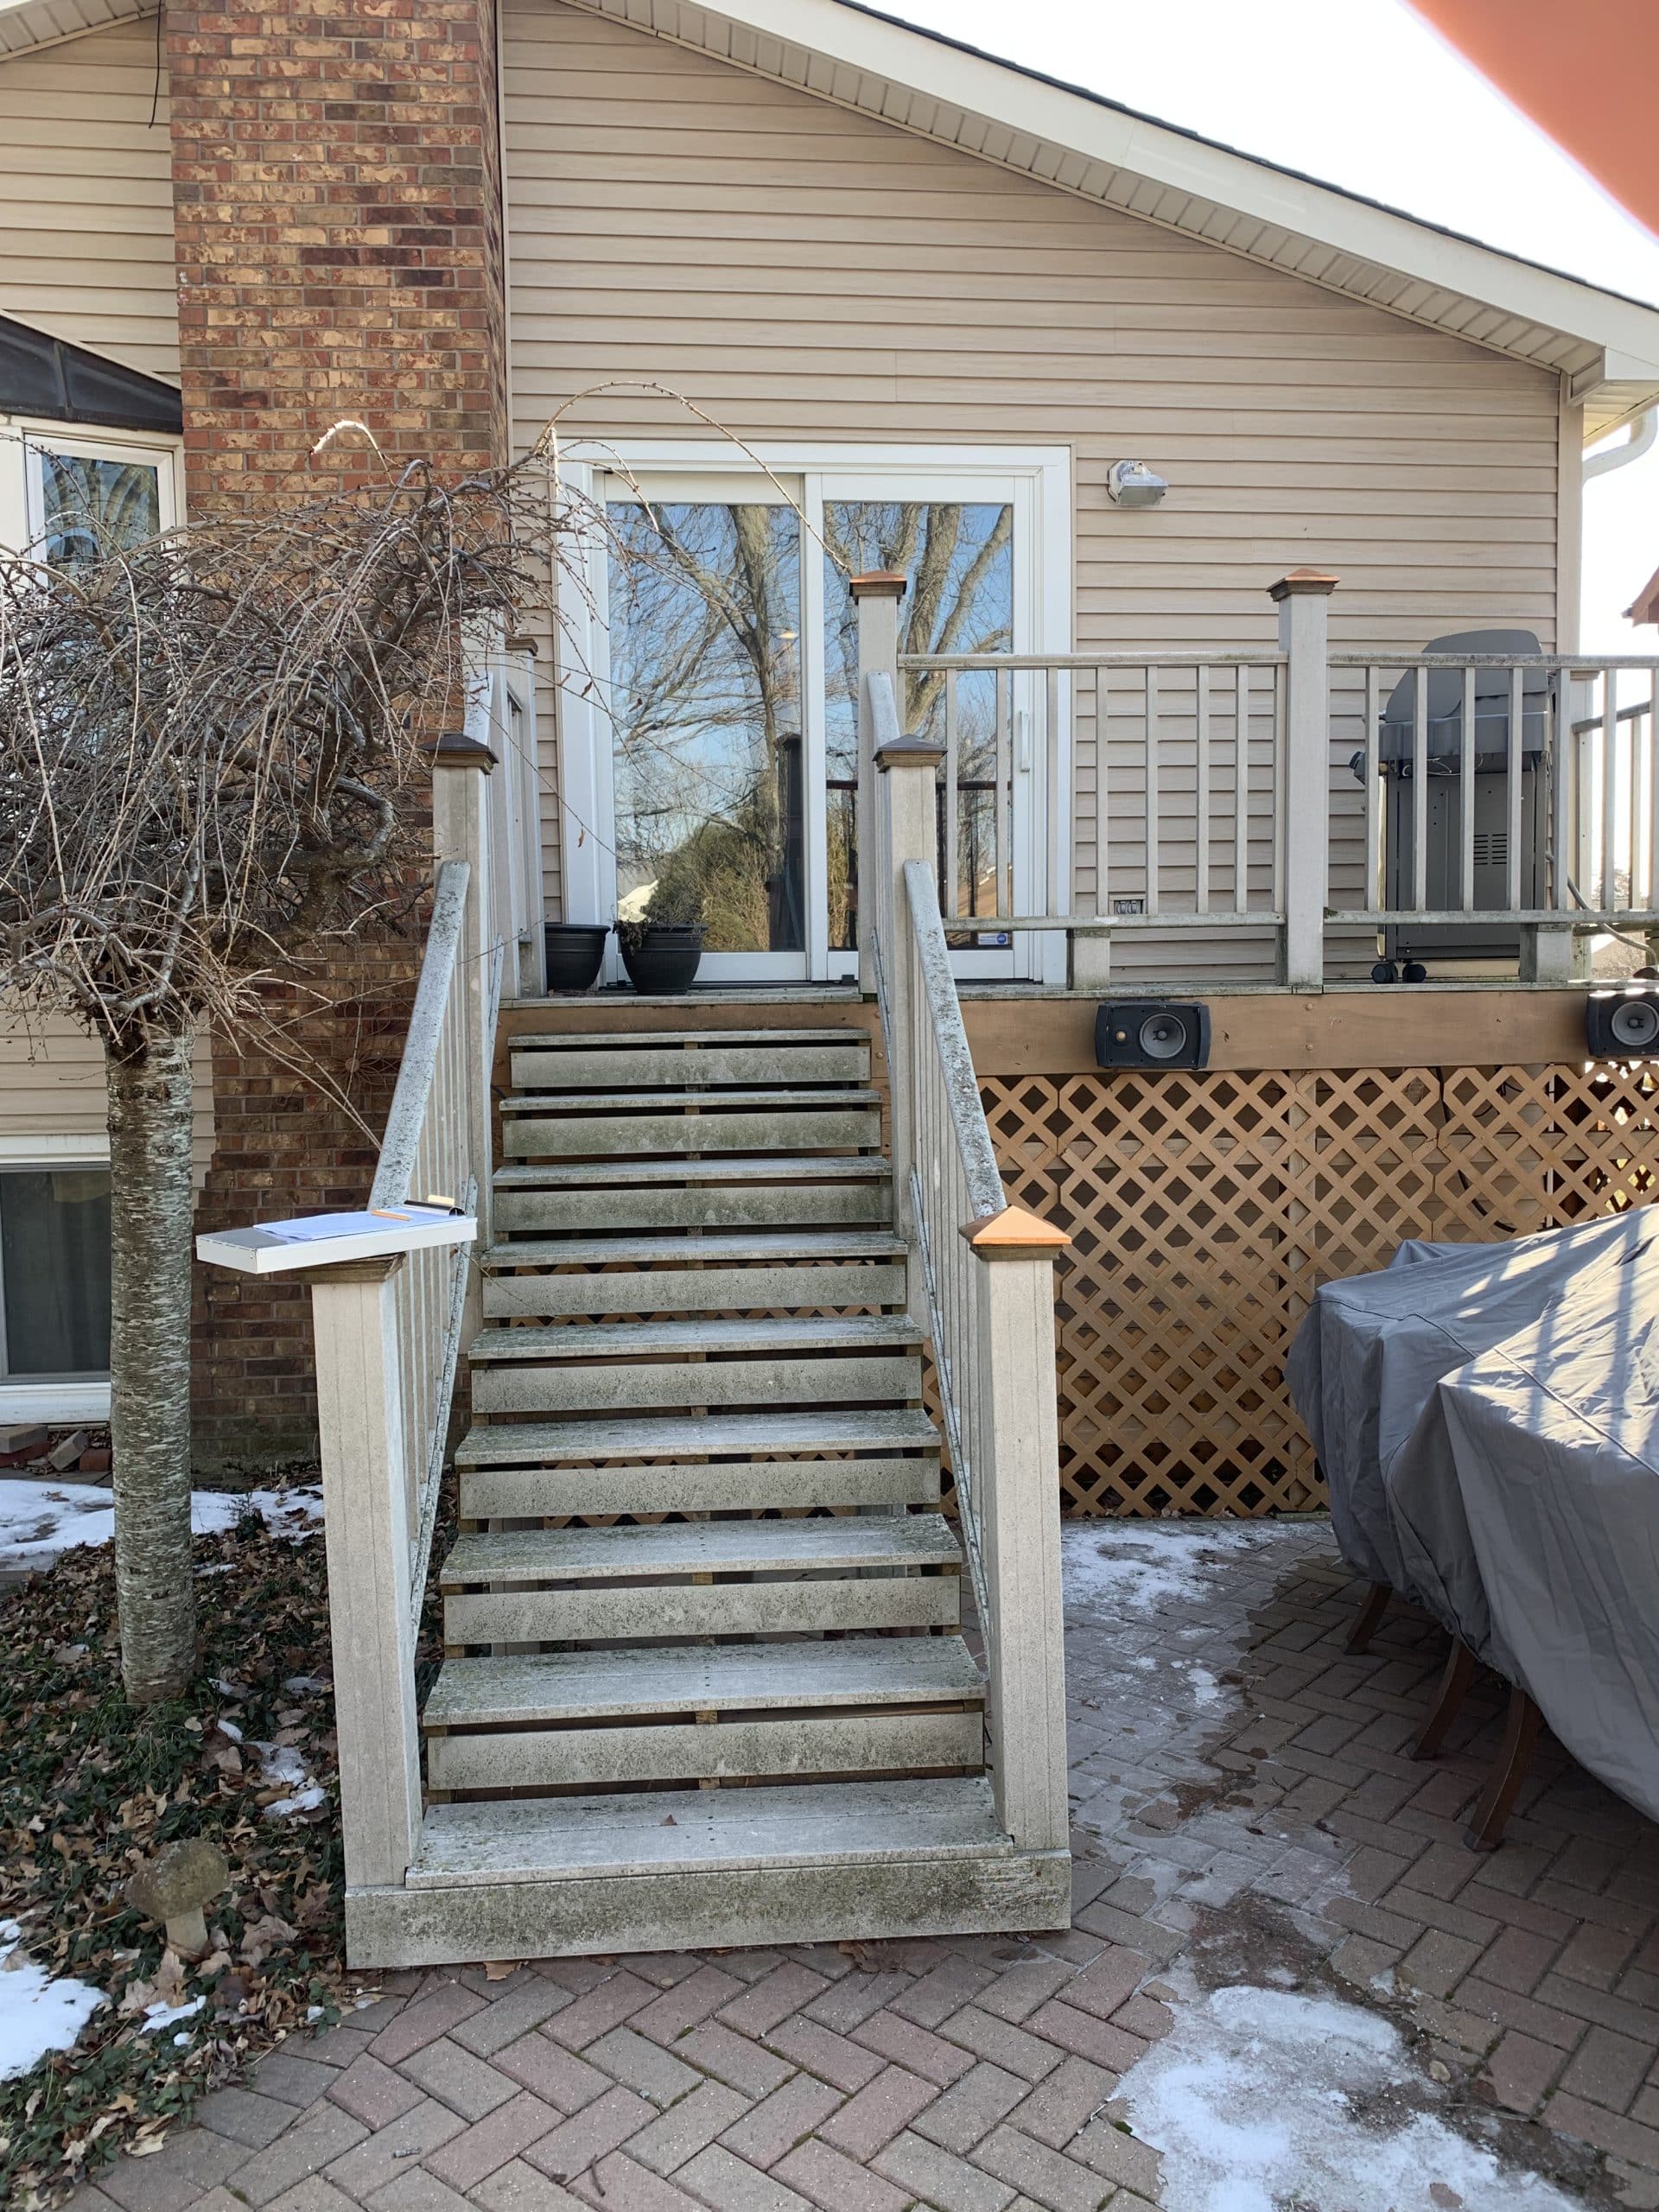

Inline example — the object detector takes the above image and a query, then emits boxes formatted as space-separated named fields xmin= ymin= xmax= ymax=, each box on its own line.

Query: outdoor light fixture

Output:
xmin=1107 ymin=459 xmax=1168 ymax=508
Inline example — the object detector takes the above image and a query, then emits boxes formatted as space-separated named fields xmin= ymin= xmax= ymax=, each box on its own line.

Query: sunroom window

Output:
xmin=0 ymin=1166 xmax=112 ymax=1384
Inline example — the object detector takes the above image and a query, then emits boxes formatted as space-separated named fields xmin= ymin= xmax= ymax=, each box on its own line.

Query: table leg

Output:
xmin=1465 ymin=1685 xmax=1541 ymax=1853
xmin=1411 ymin=1637 xmax=1478 ymax=1760
xmin=1346 ymin=1580 xmax=1393 ymax=1654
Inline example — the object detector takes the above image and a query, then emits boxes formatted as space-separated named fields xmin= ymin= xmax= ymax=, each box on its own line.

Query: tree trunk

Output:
xmin=106 ymin=1026 xmax=198 ymax=1702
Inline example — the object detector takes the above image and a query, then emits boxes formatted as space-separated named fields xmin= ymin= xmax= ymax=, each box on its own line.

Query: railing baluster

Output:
xmin=1649 ymin=673 xmax=1659 ymax=911
xmin=1603 ymin=670 xmax=1620 ymax=911
xmin=1046 ymin=664 xmax=1063 ymax=918
xmin=995 ymin=666 xmax=1011 ymax=920
xmin=1363 ymin=664 xmax=1381 ymax=909
xmin=1507 ymin=665 xmax=1524 ymax=913
xmin=944 ymin=670 xmax=959 ymax=920
xmin=1235 ymin=664 xmax=1250 ymax=912
xmin=1195 ymin=664 xmax=1210 ymax=915
xmin=1145 ymin=666 xmax=1160 ymax=917
xmin=1460 ymin=664 xmax=1477 ymax=912
xmin=1412 ymin=665 xmax=1429 ymax=912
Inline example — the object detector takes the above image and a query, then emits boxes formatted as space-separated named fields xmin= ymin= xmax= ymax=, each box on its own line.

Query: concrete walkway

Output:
xmin=66 ymin=1520 xmax=1659 ymax=2212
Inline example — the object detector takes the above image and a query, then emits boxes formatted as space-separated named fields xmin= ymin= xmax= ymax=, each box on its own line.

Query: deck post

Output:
xmin=963 ymin=1207 xmax=1073 ymax=1853
xmin=307 ymin=1255 xmax=423 ymax=1896
xmin=431 ymin=732 xmax=497 ymax=1252
xmin=876 ymin=733 xmax=944 ymax=1236
xmin=1270 ymin=569 xmax=1338 ymax=988
xmin=852 ymin=573 xmax=908 ymax=995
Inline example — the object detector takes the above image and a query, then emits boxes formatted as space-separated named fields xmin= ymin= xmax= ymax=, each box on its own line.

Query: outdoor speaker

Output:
xmin=1095 ymin=1001 xmax=1211 ymax=1071
xmin=1586 ymin=986 xmax=1659 ymax=1058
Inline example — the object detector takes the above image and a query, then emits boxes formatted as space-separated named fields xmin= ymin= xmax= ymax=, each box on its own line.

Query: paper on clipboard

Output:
xmin=263 ymin=1208 xmax=439 ymax=1244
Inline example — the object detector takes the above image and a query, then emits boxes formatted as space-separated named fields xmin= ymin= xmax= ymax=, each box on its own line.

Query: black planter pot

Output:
xmin=618 ymin=925 xmax=705 ymax=995
xmin=543 ymin=922 xmax=609 ymax=994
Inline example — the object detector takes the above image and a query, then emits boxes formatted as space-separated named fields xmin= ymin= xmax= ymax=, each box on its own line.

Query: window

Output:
xmin=0 ymin=1164 xmax=112 ymax=1384
xmin=0 ymin=418 xmax=181 ymax=561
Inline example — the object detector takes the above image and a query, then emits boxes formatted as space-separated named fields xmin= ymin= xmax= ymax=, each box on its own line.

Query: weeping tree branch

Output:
xmin=0 ymin=455 xmax=580 ymax=1701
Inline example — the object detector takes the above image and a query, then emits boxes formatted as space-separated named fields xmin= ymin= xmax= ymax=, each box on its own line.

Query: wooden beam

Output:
xmin=963 ymin=987 xmax=1590 ymax=1076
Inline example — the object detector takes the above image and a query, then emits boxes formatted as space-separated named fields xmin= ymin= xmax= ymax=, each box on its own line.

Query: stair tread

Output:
xmin=468 ymin=1314 xmax=921 ymax=1362
xmin=423 ymin=1637 xmax=984 ymax=1727
xmin=456 ymin=1408 xmax=940 ymax=1466
xmin=481 ymin=1232 xmax=906 ymax=1268
xmin=508 ymin=1030 xmax=865 ymax=1050
xmin=406 ymin=1776 xmax=1008 ymax=1887
xmin=494 ymin=1158 xmax=891 ymax=1189
xmin=502 ymin=1089 xmax=880 ymax=1112
xmin=442 ymin=1512 xmax=960 ymax=1586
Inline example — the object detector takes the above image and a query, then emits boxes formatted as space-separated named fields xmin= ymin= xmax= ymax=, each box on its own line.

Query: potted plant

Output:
xmin=542 ymin=919 xmax=609 ymax=993
xmin=615 ymin=886 xmax=705 ymax=995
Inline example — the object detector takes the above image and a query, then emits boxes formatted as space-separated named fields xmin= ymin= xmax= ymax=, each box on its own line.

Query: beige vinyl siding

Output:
xmin=0 ymin=1015 xmax=214 ymax=1181
xmin=0 ymin=20 xmax=177 ymax=383
xmin=503 ymin=0 xmax=1563 ymax=971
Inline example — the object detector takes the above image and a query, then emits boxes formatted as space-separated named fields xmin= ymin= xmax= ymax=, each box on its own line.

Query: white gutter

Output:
xmin=1585 ymin=410 xmax=1657 ymax=480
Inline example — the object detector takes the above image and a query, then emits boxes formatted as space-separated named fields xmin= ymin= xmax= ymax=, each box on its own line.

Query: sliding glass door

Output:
xmin=563 ymin=448 xmax=1069 ymax=984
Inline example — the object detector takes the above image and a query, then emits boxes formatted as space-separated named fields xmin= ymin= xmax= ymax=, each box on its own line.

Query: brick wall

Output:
xmin=165 ymin=1 xmax=507 ymax=1468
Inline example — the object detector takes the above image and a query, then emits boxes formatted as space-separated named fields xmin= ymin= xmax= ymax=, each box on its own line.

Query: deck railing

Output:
xmin=856 ymin=576 xmax=1071 ymax=1855
xmin=895 ymin=574 xmax=1659 ymax=984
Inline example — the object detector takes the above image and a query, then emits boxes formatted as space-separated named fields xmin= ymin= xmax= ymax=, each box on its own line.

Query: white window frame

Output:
xmin=0 ymin=1135 xmax=113 ymax=1423
xmin=552 ymin=442 xmax=1073 ymax=986
xmin=0 ymin=414 xmax=184 ymax=557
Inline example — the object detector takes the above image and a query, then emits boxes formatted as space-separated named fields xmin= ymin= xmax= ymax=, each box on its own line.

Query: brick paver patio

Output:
xmin=66 ymin=1520 xmax=1659 ymax=2212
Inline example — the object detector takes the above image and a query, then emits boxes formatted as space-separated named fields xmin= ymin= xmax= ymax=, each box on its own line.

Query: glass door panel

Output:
xmin=607 ymin=498 xmax=805 ymax=963
xmin=823 ymin=500 xmax=1014 ymax=964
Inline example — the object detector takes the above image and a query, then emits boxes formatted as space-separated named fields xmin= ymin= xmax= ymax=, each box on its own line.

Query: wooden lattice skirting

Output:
xmin=981 ymin=1062 xmax=1659 ymax=1519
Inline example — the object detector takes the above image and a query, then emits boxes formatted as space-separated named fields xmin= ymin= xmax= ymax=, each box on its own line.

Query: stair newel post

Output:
xmin=306 ymin=1255 xmax=424 ymax=1892
xmin=431 ymin=731 xmax=498 ymax=1256
xmin=961 ymin=1207 xmax=1073 ymax=1853
xmin=1269 ymin=568 xmax=1338 ymax=989
xmin=851 ymin=572 xmax=908 ymax=997
xmin=876 ymin=734 xmax=944 ymax=1243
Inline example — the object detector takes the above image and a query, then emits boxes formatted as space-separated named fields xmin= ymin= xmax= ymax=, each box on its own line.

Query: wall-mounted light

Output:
xmin=1107 ymin=460 xmax=1168 ymax=508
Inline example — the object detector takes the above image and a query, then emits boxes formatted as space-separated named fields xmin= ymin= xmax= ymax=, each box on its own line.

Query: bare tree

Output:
xmin=0 ymin=459 xmax=557 ymax=1702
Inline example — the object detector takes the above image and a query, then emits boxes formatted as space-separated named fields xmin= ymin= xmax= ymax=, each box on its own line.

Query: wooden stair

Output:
xmin=347 ymin=1020 xmax=1070 ymax=1966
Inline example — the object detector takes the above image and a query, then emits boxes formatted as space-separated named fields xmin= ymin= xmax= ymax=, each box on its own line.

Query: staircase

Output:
xmin=348 ymin=1016 xmax=1070 ymax=1965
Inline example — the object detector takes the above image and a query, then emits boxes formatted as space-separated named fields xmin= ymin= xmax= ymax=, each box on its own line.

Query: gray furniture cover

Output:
xmin=1286 ymin=1212 xmax=1656 ymax=1595
xmin=1388 ymin=1233 xmax=1659 ymax=1821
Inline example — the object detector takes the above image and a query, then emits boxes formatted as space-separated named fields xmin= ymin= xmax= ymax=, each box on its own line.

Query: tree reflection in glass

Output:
xmin=39 ymin=455 xmax=162 ymax=569
xmin=607 ymin=499 xmax=804 ymax=954
xmin=824 ymin=502 xmax=1012 ymax=949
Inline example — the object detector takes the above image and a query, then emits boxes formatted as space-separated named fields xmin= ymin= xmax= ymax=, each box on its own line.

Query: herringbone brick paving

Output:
xmin=67 ymin=1522 xmax=1659 ymax=2212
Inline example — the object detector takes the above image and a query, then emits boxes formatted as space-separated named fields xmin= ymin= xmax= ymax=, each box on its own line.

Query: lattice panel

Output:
xmin=982 ymin=1063 xmax=1659 ymax=1519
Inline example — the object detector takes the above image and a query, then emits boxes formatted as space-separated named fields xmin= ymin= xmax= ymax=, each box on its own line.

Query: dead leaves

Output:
xmin=0 ymin=1486 xmax=419 ymax=2210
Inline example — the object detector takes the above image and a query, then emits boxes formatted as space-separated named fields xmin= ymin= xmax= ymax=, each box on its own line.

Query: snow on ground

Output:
xmin=1062 ymin=1518 xmax=1287 ymax=1618
xmin=0 ymin=1922 xmax=105 ymax=2082
xmin=0 ymin=1479 xmax=323 ymax=1571
xmin=1113 ymin=1977 xmax=1580 ymax=2212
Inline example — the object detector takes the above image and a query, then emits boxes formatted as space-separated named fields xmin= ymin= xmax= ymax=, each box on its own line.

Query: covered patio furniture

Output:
xmin=1385 ymin=1230 xmax=1659 ymax=1844
xmin=1286 ymin=1211 xmax=1656 ymax=1655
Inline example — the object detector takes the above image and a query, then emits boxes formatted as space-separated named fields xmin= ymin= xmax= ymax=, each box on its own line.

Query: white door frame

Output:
xmin=553 ymin=442 xmax=1073 ymax=985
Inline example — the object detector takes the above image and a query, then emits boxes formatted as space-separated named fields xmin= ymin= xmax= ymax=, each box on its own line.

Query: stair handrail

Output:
xmin=857 ymin=614 xmax=1071 ymax=1859
xmin=368 ymin=855 xmax=488 ymax=1620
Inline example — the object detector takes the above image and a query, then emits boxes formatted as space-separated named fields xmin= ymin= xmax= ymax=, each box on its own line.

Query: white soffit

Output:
xmin=0 ymin=0 xmax=154 ymax=60
xmin=557 ymin=0 xmax=1659 ymax=439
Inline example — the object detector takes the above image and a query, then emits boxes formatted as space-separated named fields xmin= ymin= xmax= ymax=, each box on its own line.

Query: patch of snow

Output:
xmin=139 ymin=1997 xmax=204 ymax=2034
xmin=254 ymin=1741 xmax=326 ymax=1821
xmin=1114 ymin=1979 xmax=1580 ymax=2212
xmin=264 ymin=1785 xmax=327 ymax=1822
xmin=1186 ymin=1665 xmax=1224 ymax=1707
xmin=0 ymin=1480 xmax=323 ymax=1573
xmin=0 ymin=1921 xmax=106 ymax=2082
xmin=254 ymin=1743 xmax=308 ymax=1789
xmin=1062 ymin=1519 xmax=1281 ymax=1618
xmin=282 ymin=1675 xmax=329 ymax=1695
